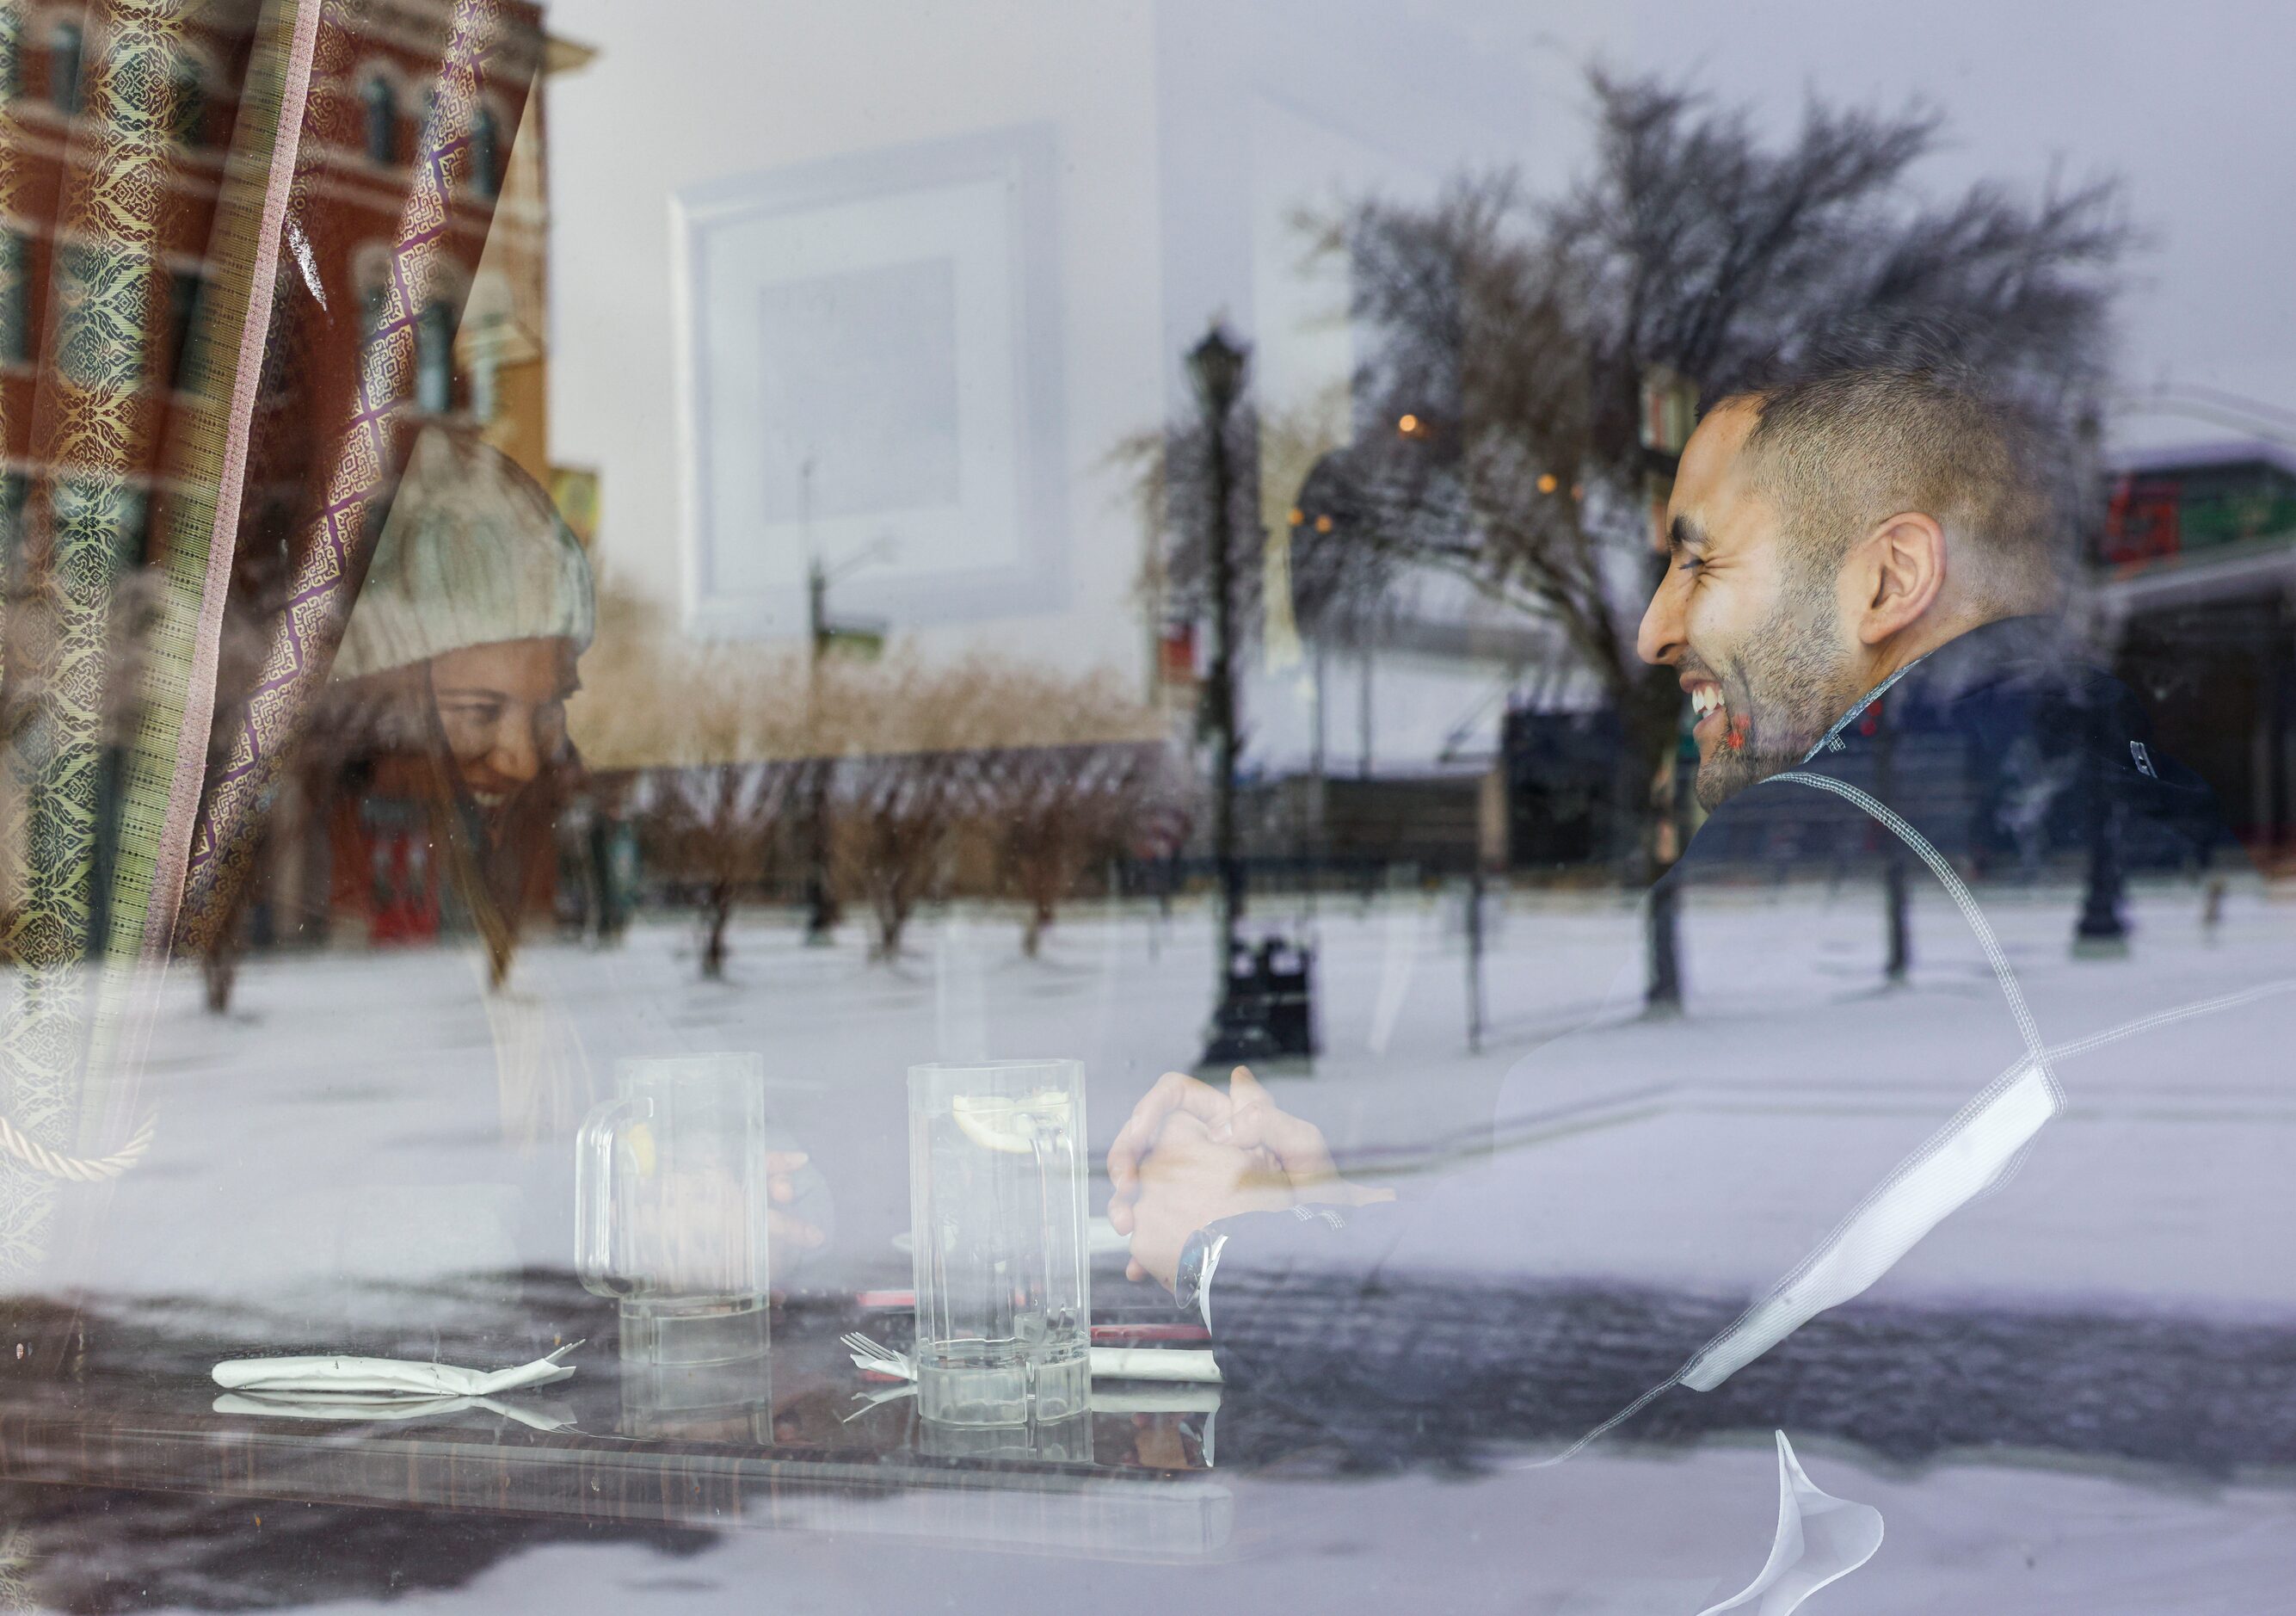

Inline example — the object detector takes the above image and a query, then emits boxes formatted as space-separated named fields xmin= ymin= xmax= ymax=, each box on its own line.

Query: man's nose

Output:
xmin=1636 ymin=567 xmax=1685 ymax=667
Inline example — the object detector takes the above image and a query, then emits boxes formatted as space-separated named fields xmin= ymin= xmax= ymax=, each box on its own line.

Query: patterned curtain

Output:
xmin=0 ymin=0 xmax=543 ymax=1283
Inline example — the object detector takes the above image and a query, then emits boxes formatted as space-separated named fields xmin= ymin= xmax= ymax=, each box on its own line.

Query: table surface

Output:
xmin=0 ymin=1296 xmax=1237 ymax=1561
xmin=5 ymin=1279 xmax=2289 ymax=1612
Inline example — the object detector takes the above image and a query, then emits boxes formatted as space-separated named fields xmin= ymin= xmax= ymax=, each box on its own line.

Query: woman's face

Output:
xmin=428 ymin=637 xmax=576 ymax=811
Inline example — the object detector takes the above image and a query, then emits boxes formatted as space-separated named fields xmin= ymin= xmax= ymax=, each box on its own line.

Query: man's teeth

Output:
xmin=1690 ymin=687 xmax=1723 ymax=719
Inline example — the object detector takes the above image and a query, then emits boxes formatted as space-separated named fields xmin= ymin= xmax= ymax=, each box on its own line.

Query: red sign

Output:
xmin=2102 ymin=476 xmax=2182 ymax=566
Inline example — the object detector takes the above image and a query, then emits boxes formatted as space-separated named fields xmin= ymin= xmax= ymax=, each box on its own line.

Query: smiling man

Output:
xmin=1643 ymin=368 xmax=2059 ymax=811
xmin=1105 ymin=364 xmax=2270 ymax=1494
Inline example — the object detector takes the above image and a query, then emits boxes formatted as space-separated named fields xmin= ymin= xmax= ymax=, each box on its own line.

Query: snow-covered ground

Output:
xmin=86 ymin=874 xmax=2296 ymax=1309
xmin=32 ymin=876 xmax=2296 ymax=1613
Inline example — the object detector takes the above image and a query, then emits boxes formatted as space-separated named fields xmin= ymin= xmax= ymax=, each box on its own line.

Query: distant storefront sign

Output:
xmin=2102 ymin=453 xmax=2296 ymax=568
xmin=1159 ymin=620 xmax=1200 ymax=688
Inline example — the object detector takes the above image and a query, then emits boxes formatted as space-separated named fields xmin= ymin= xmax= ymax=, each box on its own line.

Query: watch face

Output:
xmin=1176 ymin=1231 xmax=1208 ymax=1308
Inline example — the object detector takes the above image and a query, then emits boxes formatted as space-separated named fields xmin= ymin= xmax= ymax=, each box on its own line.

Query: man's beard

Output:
xmin=1691 ymin=583 xmax=1860 ymax=811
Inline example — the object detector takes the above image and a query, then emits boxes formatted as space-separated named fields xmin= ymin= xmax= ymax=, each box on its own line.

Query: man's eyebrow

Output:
xmin=1668 ymin=515 xmax=1708 ymax=557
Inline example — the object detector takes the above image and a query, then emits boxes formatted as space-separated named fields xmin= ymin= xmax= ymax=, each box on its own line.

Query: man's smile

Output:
xmin=1686 ymin=677 xmax=1728 ymax=744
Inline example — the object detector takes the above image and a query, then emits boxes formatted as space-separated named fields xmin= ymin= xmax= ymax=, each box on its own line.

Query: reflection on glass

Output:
xmin=0 ymin=0 xmax=2283 ymax=1608
xmin=918 ymin=1410 xmax=1093 ymax=1466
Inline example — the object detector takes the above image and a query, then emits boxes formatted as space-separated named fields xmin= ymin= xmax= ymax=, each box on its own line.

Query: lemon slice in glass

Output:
xmin=951 ymin=1089 xmax=1072 ymax=1154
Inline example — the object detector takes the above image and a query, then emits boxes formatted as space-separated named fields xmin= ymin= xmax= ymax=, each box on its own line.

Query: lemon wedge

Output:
xmin=951 ymin=1090 xmax=1072 ymax=1154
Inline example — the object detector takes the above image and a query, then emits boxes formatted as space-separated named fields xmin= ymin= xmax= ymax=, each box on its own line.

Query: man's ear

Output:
xmin=1846 ymin=510 xmax=1947 ymax=646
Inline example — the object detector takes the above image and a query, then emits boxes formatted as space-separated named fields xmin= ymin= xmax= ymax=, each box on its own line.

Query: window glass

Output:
xmin=0 ymin=230 xmax=24 ymax=362
xmin=415 ymin=296 xmax=455 ymax=412
xmin=362 ymin=71 xmax=396 ymax=163
xmin=471 ymin=101 xmax=500 ymax=198
xmin=166 ymin=269 xmax=201 ymax=390
xmin=47 ymin=19 xmax=78 ymax=114
xmin=171 ymin=59 xmax=203 ymax=147
xmin=0 ymin=4 xmax=2287 ymax=1613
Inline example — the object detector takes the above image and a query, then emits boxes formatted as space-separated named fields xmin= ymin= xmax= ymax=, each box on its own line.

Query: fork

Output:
xmin=840 ymin=1332 xmax=914 ymax=1378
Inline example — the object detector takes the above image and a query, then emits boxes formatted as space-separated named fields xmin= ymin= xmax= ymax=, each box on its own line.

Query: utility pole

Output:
xmin=2073 ymin=694 xmax=2129 ymax=957
xmin=1639 ymin=366 xmax=1698 ymax=1014
xmin=1358 ymin=649 xmax=1374 ymax=779
xmin=1466 ymin=861 xmax=1486 ymax=1053
xmin=802 ymin=550 xmax=835 ymax=944
xmin=1876 ymin=698 xmax=1911 ymax=982
xmin=793 ymin=467 xmax=893 ymax=946
xmin=1189 ymin=324 xmax=1250 ymax=1057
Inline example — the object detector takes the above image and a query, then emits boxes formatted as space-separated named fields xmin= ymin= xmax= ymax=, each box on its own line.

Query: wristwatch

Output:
xmin=1173 ymin=1226 xmax=1225 ymax=1319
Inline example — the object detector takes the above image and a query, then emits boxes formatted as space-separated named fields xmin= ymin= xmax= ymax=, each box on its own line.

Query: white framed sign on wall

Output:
xmin=674 ymin=124 xmax=1068 ymax=638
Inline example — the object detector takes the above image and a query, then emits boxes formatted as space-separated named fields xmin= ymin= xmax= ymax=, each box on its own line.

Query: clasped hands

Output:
xmin=1105 ymin=1065 xmax=1390 ymax=1291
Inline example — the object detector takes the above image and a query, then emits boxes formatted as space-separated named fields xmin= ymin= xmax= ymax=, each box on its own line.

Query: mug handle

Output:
xmin=575 ymin=1095 xmax=643 ymax=1299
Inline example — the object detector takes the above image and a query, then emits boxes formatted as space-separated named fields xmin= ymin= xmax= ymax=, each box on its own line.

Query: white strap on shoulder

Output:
xmin=1675 ymin=769 xmax=2063 ymax=1392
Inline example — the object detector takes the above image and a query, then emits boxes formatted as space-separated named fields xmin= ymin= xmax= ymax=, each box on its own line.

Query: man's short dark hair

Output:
xmin=1725 ymin=367 xmax=2061 ymax=614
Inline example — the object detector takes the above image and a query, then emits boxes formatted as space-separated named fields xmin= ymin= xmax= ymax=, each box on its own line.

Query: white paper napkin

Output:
xmin=1087 ymin=1347 xmax=1221 ymax=1383
xmin=212 ymin=1342 xmax=580 ymax=1400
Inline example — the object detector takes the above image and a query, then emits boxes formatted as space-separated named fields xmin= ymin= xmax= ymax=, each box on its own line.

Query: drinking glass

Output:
xmin=908 ymin=1059 xmax=1089 ymax=1425
xmin=577 ymin=1054 xmax=772 ymax=1373
xmin=919 ymin=1412 xmax=1094 ymax=1464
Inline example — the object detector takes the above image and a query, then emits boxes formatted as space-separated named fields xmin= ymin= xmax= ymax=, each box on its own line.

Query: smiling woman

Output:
xmin=321 ymin=423 xmax=594 ymax=1014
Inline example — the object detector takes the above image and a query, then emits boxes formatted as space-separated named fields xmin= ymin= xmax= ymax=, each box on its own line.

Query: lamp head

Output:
xmin=1186 ymin=324 xmax=1249 ymax=417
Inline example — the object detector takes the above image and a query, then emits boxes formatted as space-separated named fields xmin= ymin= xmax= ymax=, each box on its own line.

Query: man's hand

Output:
xmin=1123 ymin=1113 xmax=1293 ymax=1291
xmin=1220 ymin=1066 xmax=1363 ymax=1203
xmin=1109 ymin=1068 xmax=1388 ymax=1281
xmin=1106 ymin=1070 xmax=1244 ymax=1241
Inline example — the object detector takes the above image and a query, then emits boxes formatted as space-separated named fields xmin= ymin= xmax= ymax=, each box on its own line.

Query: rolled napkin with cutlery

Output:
xmin=842 ymin=1332 xmax=1219 ymax=1385
xmin=213 ymin=1391 xmax=575 ymax=1431
xmin=212 ymin=1342 xmax=580 ymax=1400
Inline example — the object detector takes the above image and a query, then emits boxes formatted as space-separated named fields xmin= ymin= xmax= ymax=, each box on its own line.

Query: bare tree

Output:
xmin=992 ymin=743 xmax=1159 ymax=957
xmin=831 ymin=750 xmax=970 ymax=962
xmin=821 ymin=655 xmax=1004 ymax=962
xmin=643 ymin=758 xmax=802 ymax=978
xmin=578 ymin=585 xmax=813 ymax=979
xmin=973 ymin=665 xmax=1166 ymax=957
xmin=1296 ymin=69 xmax=2129 ymax=1008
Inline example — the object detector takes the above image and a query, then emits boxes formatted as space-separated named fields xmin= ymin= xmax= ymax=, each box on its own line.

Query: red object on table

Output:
xmin=1091 ymin=1323 xmax=1211 ymax=1344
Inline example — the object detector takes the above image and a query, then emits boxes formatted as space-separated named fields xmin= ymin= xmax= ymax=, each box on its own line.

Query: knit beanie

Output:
xmin=333 ymin=425 xmax=596 ymax=682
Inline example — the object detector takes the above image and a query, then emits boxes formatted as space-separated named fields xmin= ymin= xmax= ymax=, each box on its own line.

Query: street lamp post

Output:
xmin=1189 ymin=324 xmax=1249 ymax=1046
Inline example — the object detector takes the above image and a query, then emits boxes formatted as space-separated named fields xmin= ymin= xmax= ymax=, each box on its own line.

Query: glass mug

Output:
xmin=577 ymin=1054 xmax=772 ymax=1372
xmin=908 ymin=1059 xmax=1089 ymax=1425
